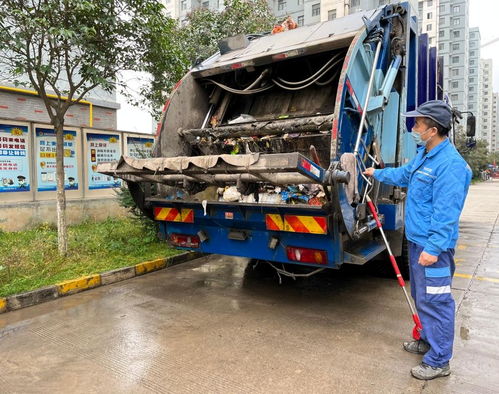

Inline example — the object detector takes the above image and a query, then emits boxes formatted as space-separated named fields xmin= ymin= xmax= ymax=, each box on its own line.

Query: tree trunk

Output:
xmin=54 ymin=118 xmax=68 ymax=256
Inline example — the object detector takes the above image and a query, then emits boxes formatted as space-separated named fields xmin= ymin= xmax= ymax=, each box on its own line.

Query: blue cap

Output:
xmin=402 ymin=100 xmax=452 ymax=129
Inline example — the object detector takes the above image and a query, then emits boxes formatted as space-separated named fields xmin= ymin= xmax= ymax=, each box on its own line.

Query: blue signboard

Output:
xmin=35 ymin=128 xmax=79 ymax=191
xmin=127 ymin=136 xmax=154 ymax=158
xmin=87 ymin=133 xmax=121 ymax=190
xmin=0 ymin=124 xmax=30 ymax=192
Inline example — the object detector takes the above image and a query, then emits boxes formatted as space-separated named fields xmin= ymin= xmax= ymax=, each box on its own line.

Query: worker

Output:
xmin=364 ymin=100 xmax=472 ymax=380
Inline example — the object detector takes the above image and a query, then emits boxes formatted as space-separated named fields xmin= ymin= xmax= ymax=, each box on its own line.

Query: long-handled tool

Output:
xmin=365 ymin=195 xmax=423 ymax=340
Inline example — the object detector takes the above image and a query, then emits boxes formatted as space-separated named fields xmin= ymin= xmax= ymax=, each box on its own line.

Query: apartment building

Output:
xmin=492 ymin=93 xmax=498 ymax=151
xmin=479 ymin=59 xmax=494 ymax=149
xmin=467 ymin=27 xmax=481 ymax=132
xmin=435 ymin=0 xmax=469 ymax=113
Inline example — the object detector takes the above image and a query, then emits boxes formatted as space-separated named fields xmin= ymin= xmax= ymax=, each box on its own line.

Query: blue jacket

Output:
xmin=374 ymin=138 xmax=472 ymax=256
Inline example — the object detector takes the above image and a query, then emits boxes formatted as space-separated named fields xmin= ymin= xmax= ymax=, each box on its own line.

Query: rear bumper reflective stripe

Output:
xmin=265 ymin=214 xmax=327 ymax=234
xmin=154 ymin=207 xmax=194 ymax=223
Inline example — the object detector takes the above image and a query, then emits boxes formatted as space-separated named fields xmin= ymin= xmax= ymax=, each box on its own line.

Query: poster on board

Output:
xmin=0 ymin=124 xmax=30 ymax=192
xmin=86 ymin=133 xmax=121 ymax=190
xmin=35 ymin=128 xmax=79 ymax=191
xmin=126 ymin=136 xmax=154 ymax=158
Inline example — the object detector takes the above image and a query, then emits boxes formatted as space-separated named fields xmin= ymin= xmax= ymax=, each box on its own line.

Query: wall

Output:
xmin=0 ymin=89 xmax=119 ymax=130
xmin=0 ymin=119 xmax=155 ymax=231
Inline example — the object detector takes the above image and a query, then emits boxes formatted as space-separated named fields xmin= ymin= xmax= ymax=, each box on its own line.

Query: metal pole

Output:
xmin=353 ymin=40 xmax=382 ymax=156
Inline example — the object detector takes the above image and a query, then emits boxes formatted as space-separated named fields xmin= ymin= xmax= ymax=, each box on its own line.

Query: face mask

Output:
xmin=411 ymin=128 xmax=433 ymax=146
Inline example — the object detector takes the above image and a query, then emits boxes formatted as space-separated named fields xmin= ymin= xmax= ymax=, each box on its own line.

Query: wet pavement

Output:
xmin=0 ymin=180 xmax=498 ymax=393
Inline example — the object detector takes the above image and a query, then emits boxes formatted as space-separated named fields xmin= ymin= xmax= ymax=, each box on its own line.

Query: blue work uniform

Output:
xmin=373 ymin=138 xmax=472 ymax=367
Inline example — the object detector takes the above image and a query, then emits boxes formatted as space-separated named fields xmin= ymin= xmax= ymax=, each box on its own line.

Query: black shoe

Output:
xmin=403 ymin=340 xmax=430 ymax=355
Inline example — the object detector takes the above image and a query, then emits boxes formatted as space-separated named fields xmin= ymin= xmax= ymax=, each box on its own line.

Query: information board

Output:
xmin=35 ymin=128 xmax=79 ymax=191
xmin=0 ymin=124 xmax=30 ymax=192
xmin=86 ymin=133 xmax=121 ymax=189
xmin=126 ymin=136 xmax=154 ymax=158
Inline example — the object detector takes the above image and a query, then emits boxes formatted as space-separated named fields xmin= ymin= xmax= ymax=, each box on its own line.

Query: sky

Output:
xmin=116 ymin=0 xmax=499 ymax=133
xmin=116 ymin=71 xmax=155 ymax=134
xmin=469 ymin=0 xmax=499 ymax=91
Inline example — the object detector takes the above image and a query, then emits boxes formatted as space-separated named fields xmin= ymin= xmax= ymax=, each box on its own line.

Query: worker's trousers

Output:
xmin=408 ymin=241 xmax=456 ymax=367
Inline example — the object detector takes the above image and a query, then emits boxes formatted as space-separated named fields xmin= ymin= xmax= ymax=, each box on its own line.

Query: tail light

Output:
xmin=286 ymin=246 xmax=327 ymax=265
xmin=169 ymin=234 xmax=200 ymax=248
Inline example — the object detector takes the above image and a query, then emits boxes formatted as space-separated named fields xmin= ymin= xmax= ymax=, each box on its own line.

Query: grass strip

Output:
xmin=0 ymin=217 xmax=180 ymax=297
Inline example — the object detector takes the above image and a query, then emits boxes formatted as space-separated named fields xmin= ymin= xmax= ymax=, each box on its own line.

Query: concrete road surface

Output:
xmin=0 ymin=180 xmax=498 ymax=394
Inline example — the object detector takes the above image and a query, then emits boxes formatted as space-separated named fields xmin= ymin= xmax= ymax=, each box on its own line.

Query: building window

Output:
xmin=452 ymin=56 xmax=459 ymax=64
xmin=470 ymin=50 xmax=475 ymax=57
xmin=470 ymin=60 xmax=475 ymax=66
xmin=452 ymin=69 xmax=459 ymax=76
xmin=427 ymin=12 xmax=432 ymax=19
xmin=470 ymin=32 xmax=475 ymax=39
xmin=469 ymin=95 xmax=474 ymax=100
xmin=439 ymin=4 xmax=445 ymax=12
xmin=297 ymin=15 xmax=304 ymax=26
xmin=453 ymin=18 xmax=460 ymax=26
xmin=201 ymin=1 xmax=209 ymax=8
xmin=379 ymin=0 xmax=387 ymax=5
xmin=312 ymin=3 xmax=320 ymax=16
xmin=485 ymin=84 xmax=489 ymax=89
xmin=470 ymin=69 xmax=474 ymax=74
xmin=426 ymin=24 xmax=432 ymax=31
xmin=452 ymin=81 xmax=459 ymax=89
xmin=452 ymin=43 xmax=459 ymax=50
xmin=278 ymin=0 xmax=286 ymax=11
xmin=453 ymin=30 xmax=460 ymax=38
xmin=451 ymin=94 xmax=458 ymax=101
xmin=453 ymin=5 xmax=460 ymax=13
xmin=485 ymin=98 xmax=489 ymax=102
xmin=328 ymin=9 xmax=337 ymax=20
xmin=429 ymin=37 xmax=433 ymax=45
xmin=439 ymin=30 xmax=444 ymax=38
xmin=439 ymin=17 xmax=445 ymax=25
xmin=351 ymin=0 xmax=360 ymax=7
xmin=469 ymin=77 xmax=474 ymax=83
xmin=181 ymin=0 xmax=186 ymax=10
xmin=469 ymin=86 xmax=474 ymax=92
xmin=439 ymin=43 xmax=444 ymax=50
xmin=427 ymin=0 xmax=433 ymax=6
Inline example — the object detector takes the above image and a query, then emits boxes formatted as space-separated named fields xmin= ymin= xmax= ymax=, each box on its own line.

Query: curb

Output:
xmin=0 ymin=251 xmax=203 ymax=314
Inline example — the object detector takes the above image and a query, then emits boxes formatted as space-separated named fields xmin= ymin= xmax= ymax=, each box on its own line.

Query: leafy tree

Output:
xmin=180 ymin=0 xmax=277 ymax=65
xmin=455 ymin=132 xmax=490 ymax=178
xmin=0 ymin=0 xmax=182 ymax=255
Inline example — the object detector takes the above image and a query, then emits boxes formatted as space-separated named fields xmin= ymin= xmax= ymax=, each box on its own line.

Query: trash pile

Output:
xmin=217 ymin=184 xmax=326 ymax=206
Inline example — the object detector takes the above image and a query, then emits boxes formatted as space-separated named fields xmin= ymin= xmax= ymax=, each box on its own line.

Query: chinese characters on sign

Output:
xmin=126 ymin=136 xmax=154 ymax=158
xmin=0 ymin=124 xmax=30 ymax=192
xmin=36 ymin=128 xmax=79 ymax=191
xmin=87 ymin=133 xmax=121 ymax=189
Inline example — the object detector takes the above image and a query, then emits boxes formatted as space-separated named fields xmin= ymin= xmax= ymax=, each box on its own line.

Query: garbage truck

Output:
xmin=99 ymin=2 xmax=442 ymax=273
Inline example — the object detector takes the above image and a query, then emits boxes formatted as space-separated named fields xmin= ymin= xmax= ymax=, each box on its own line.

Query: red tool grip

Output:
xmin=366 ymin=200 xmax=382 ymax=228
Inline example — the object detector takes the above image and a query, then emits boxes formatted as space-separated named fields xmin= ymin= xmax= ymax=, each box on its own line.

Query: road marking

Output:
xmin=457 ymin=244 xmax=467 ymax=250
xmin=454 ymin=273 xmax=499 ymax=283
xmin=455 ymin=258 xmax=464 ymax=262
